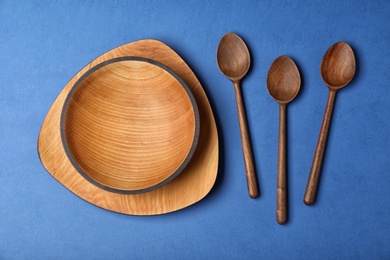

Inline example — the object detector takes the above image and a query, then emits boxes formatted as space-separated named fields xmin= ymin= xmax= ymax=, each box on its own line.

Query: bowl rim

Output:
xmin=60 ymin=56 xmax=200 ymax=194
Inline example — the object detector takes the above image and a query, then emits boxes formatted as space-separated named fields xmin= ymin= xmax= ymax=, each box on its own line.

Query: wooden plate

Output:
xmin=61 ymin=57 xmax=199 ymax=194
xmin=38 ymin=39 xmax=219 ymax=215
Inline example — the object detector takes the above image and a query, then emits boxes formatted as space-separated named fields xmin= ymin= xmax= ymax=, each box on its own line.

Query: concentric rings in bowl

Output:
xmin=60 ymin=57 xmax=199 ymax=194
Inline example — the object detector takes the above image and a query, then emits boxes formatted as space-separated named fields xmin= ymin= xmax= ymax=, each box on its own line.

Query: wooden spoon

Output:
xmin=267 ymin=56 xmax=301 ymax=224
xmin=304 ymin=42 xmax=356 ymax=205
xmin=217 ymin=32 xmax=259 ymax=198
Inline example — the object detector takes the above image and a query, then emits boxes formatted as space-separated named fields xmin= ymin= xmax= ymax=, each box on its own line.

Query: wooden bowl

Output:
xmin=60 ymin=57 xmax=199 ymax=194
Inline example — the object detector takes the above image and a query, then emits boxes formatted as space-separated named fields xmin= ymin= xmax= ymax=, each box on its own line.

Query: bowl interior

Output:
xmin=61 ymin=57 xmax=199 ymax=194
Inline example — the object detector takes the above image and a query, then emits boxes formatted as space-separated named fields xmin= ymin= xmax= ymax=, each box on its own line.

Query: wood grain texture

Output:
xmin=38 ymin=40 xmax=219 ymax=215
xmin=304 ymin=90 xmax=335 ymax=205
xmin=216 ymin=33 xmax=250 ymax=81
xmin=276 ymin=105 xmax=287 ymax=224
xmin=304 ymin=42 xmax=355 ymax=205
xmin=62 ymin=58 xmax=198 ymax=193
xmin=233 ymin=81 xmax=258 ymax=198
xmin=320 ymin=42 xmax=356 ymax=90
xmin=217 ymin=32 xmax=258 ymax=198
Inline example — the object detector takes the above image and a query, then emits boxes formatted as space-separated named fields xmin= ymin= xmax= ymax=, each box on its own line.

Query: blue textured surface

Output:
xmin=1 ymin=0 xmax=389 ymax=259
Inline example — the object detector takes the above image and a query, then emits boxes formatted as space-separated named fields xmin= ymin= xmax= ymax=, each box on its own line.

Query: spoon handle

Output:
xmin=277 ymin=105 xmax=287 ymax=224
xmin=304 ymin=89 xmax=336 ymax=205
xmin=233 ymin=81 xmax=259 ymax=198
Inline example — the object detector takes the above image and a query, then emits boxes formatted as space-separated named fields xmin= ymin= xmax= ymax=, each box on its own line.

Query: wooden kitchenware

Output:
xmin=217 ymin=32 xmax=259 ymax=198
xmin=38 ymin=40 xmax=219 ymax=215
xmin=267 ymin=56 xmax=301 ymax=224
xmin=304 ymin=42 xmax=356 ymax=205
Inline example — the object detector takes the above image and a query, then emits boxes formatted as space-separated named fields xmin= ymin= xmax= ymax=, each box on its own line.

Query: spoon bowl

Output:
xmin=320 ymin=42 xmax=356 ymax=90
xmin=217 ymin=32 xmax=250 ymax=81
xmin=217 ymin=32 xmax=258 ymax=198
xmin=304 ymin=42 xmax=356 ymax=205
xmin=267 ymin=55 xmax=300 ymax=224
xmin=267 ymin=56 xmax=301 ymax=104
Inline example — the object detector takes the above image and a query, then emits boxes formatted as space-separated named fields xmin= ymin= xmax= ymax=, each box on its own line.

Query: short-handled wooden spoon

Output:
xmin=267 ymin=56 xmax=301 ymax=224
xmin=217 ymin=32 xmax=259 ymax=198
xmin=304 ymin=42 xmax=356 ymax=205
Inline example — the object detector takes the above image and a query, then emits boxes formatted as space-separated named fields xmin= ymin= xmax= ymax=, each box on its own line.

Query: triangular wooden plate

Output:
xmin=38 ymin=39 xmax=219 ymax=215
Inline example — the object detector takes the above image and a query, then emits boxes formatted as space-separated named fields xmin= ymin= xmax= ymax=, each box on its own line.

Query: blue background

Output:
xmin=1 ymin=0 xmax=389 ymax=259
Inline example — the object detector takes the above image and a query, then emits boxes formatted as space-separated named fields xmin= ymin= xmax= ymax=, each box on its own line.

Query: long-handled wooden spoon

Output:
xmin=217 ymin=32 xmax=259 ymax=198
xmin=267 ymin=56 xmax=301 ymax=224
xmin=304 ymin=42 xmax=356 ymax=205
